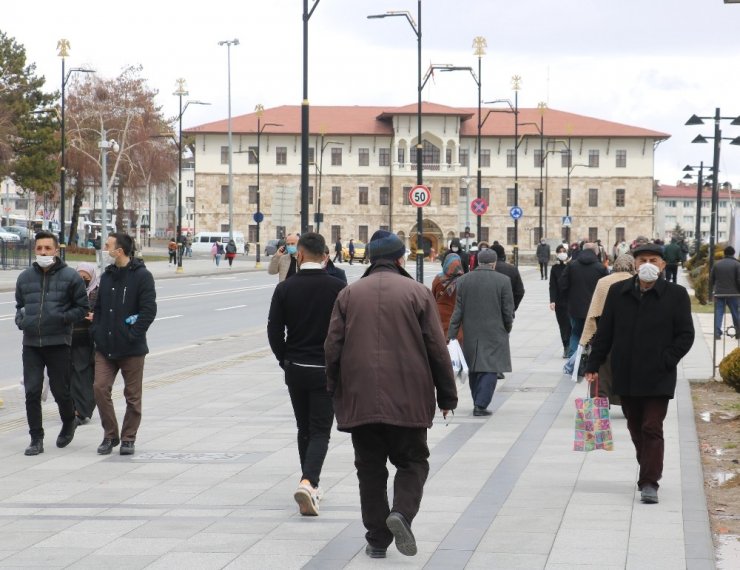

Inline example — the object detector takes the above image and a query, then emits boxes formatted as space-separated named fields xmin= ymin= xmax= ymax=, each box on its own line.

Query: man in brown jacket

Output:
xmin=325 ymin=230 xmax=457 ymax=559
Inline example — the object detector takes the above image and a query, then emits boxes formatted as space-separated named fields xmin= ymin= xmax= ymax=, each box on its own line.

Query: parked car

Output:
xmin=265 ymin=239 xmax=281 ymax=256
xmin=2 ymin=225 xmax=33 ymax=245
xmin=0 ymin=228 xmax=21 ymax=243
xmin=342 ymin=241 xmax=367 ymax=262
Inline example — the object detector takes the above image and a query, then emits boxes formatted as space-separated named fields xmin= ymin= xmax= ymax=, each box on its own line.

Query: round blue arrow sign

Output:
xmin=510 ymin=206 xmax=523 ymax=220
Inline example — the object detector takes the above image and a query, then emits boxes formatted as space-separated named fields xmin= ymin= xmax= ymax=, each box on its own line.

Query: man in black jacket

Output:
xmin=491 ymin=245 xmax=525 ymax=311
xmin=15 ymin=231 xmax=89 ymax=455
xmin=92 ymin=233 xmax=157 ymax=456
xmin=559 ymin=242 xmax=608 ymax=356
xmin=267 ymin=232 xmax=346 ymax=516
xmin=585 ymin=243 xmax=694 ymax=504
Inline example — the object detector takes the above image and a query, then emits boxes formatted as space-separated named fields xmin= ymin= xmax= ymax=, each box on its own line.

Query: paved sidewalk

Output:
xmin=0 ymin=267 xmax=718 ymax=569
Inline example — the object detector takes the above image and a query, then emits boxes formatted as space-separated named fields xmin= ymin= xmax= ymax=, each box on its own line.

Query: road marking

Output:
xmin=210 ymin=277 xmax=237 ymax=280
xmin=149 ymin=344 xmax=198 ymax=357
xmin=158 ymin=284 xmax=272 ymax=302
xmin=155 ymin=315 xmax=183 ymax=321
xmin=215 ymin=305 xmax=247 ymax=311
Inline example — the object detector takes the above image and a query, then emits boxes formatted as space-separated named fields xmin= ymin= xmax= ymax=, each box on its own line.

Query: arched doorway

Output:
xmin=409 ymin=218 xmax=444 ymax=260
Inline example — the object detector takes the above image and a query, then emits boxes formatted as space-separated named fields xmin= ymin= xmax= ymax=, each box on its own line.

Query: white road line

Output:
xmin=155 ymin=315 xmax=183 ymax=321
xmin=215 ymin=305 xmax=247 ymax=311
xmin=149 ymin=344 xmax=198 ymax=357
xmin=158 ymin=284 xmax=272 ymax=302
xmin=210 ymin=277 xmax=237 ymax=280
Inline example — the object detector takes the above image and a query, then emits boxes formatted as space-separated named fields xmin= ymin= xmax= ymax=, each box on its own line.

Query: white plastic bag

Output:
xmin=447 ymin=339 xmax=469 ymax=385
xmin=19 ymin=375 xmax=50 ymax=402
xmin=571 ymin=344 xmax=585 ymax=383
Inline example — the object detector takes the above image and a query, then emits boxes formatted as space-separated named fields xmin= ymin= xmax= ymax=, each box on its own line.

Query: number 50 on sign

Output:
xmin=409 ymin=184 xmax=431 ymax=207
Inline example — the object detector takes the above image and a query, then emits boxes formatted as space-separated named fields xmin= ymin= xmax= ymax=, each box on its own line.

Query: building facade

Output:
xmin=655 ymin=182 xmax=736 ymax=244
xmin=187 ymin=103 xmax=668 ymax=254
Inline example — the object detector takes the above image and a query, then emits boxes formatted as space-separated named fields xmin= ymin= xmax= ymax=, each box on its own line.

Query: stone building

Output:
xmin=186 ymin=103 xmax=667 ymax=255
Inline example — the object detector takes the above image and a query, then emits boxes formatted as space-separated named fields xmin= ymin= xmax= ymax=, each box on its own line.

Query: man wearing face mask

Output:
xmin=268 ymin=233 xmax=299 ymax=282
xmin=536 ymin=239 xmax=551 ymax=280
xmin=445 ymin=237 xmax=469 ymax=273
xmin=15 ymin=231 xmax=89 ymax=455
xmin=268 ymin=232 xmax=346 ymax=516
xmin=585 ymin=243 xmax=694 ymax=505
xmin=549 ymin=245 xmax=572 ymax=358
xmin=92 ymin=233 xmax=157 ymax=456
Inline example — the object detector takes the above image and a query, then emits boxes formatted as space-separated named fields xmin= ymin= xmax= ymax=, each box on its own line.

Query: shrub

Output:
xmin=718 ymin=347 xmax=740 ymax=393
xmin=690 ymin=264 xmax=710 ymax=305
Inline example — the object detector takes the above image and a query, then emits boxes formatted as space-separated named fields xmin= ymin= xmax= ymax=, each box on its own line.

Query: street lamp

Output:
xmin=254 ymin=104 xmax=282 ymax=269
xmin=98 ymin=128 xmax=119 ymax=264
xmin=686 ymin=109 xmax=740 ymax=287
xmin=173 ymin=78 xmax=209 ymax=274
xmin=218 ymin=38 xmax=239 ymax=242
xmin=57 ymin=39 xmax=94 ymax=256
xmin=301 ymin=0 xmax=322 ymax=235
xmin=682 ymin=163 xmax=714 ymax=256
xmin=314 ymin=135 xmax=343 ymax=235
xmin=516 ymin=102 xmax=547 ymax=243
xmin=368 ymin=0 xmax=424 ymax=282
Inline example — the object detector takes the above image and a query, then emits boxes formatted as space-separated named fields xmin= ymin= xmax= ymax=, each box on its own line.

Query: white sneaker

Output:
xmin=294 ymin=479 xmax=319 ymax=516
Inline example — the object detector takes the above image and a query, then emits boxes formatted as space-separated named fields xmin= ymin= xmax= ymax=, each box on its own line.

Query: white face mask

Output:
xmin=35 ymin=255 xmax=55 ymax=268
xmin=108 ymin=251 xmax=118 ymax=264
xmin=557 ymin=252 xmax=568 ymax=262
xmin=450 ymin=246 xmax=459 ymax=252
xmin=638 ymin=262 xmax=661 ymax=282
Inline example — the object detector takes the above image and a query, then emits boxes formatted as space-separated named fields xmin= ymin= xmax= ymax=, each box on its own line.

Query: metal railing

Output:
xmin=0 ymin=238 xmax=33 ymax=270
xmin=712 ymin=293 xmax=740 ymax=378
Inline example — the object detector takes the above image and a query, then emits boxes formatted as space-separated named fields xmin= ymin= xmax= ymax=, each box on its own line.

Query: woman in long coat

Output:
xmin=431 ymin=253 xmax=464 ymax=342
xmin=71 ymin=262 xmax=99 ymax=424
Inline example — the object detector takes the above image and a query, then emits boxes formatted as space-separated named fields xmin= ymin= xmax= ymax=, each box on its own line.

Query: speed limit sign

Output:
xmin=409 ymin=184 xmax=431 ymax=207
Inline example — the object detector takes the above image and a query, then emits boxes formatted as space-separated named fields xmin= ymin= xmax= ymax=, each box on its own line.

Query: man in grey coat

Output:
xmin=710 ymin=245 xmax=740 ymax=339
xmin=448 ymin=249 xmax=514 ymax=416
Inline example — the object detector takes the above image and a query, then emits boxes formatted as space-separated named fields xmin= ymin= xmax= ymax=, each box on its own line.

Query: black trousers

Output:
xmin=554 ymin=304 xmax=572 ymax=350
xmin=70 ymin=341 xmax=96 ymax=419
xmin=351 ymin=424 xmax=429 ymax=549
xmin=22 ymin=345 xmax=76 ymax=439
xmin=539 ymin=262 xmax=548 ymax=279
xmin=285 ymin=363 xmax=334 ymax=488
xmin=665 ymin=264 xmax=678 ymax=283
xmin=621 ymin=396 xmax=670 ymax=490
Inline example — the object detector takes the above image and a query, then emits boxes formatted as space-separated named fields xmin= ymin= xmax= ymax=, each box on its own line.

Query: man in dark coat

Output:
xmin=492 ymin=248 xmax=525 ymax=311
xmin=325 ymin=230 xmax=457 ymax=559
xmin=559 ymin=242 xmax=608 ymax=356
xmin=92 ymin=233 xmax=157 ymax=456
xmin=710 ymin=245 xmax=740 ymax=339
xmin=536 ymin=239 xmax=551 ymax=280
xmin=549 ymin=245 xmax=572 ymax=358
xmin=448 ymin=249 xmax=514 ymax=416
xmin=585 ymin=243 xmax=694 ymax=504
xmin=446 ymin=237 xmax=469 ymax=272
xmin=663 ymin=238 xmax=683 ymax=283
xmin=15 ymin=231 xmax=89 ymax=455
xmin=333 ymin=237 xmax=343 ymax=263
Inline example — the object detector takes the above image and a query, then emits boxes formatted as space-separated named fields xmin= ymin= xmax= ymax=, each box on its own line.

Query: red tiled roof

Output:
xmin=186 ymin=103 xmax=669 ymax=140
xmin=657 ymin=183 xmax=734 ymax=199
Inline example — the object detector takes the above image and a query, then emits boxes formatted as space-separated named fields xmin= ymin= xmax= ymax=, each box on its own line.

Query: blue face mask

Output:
xmin=286 ymin=245 xmax=297 ymax=255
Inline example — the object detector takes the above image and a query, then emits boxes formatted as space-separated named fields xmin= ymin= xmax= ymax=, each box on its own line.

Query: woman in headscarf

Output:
xmin=432 ymin=253 xmax=464 ymax=342
xmin=580 ymin=253 xmax=636 ymax=403
xmin=71 ymin=262 xmax=100 ymax=424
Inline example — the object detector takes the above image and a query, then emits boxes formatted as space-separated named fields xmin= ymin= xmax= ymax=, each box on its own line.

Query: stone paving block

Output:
xmin=102 ymin=536 xmax=183 ymax=555
xmin=465 ymin=551 xmax=548 ymax=569
xmin=72 ymin=554 xmax=161 ymax=569
xmin=547 ymin=544 xmax=628 ymax=566
xmin=146 ymin=551 xmax=239 ymax=569
xmin=625 ymin=555 xmax=691 ymax=570
xmin=486 ymin=512 xmax=563 ymax=534
xmin=224 ymin=553 xmax=312 ymax=569
xmin=477 ymin=529 xmax=556 ymax=554
xmin=0 ymin=546 xmax=92 ymax=568
xmin=127 ymin=518 xmax=214 ymax=539
xmin=0 ymin=530 xmax=53 ymax=550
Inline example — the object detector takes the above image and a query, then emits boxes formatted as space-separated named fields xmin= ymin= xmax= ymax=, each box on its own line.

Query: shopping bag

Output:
xmin=569 ymin=344 xmax=590 ymax=383
xmin=447 ymin=339 xmax=469 ymax=385
xmin=573 ymin=380 xmax=613 ymax=452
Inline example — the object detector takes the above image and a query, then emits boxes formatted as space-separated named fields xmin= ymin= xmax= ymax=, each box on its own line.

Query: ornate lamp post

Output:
xmin=218 ymin=39 xmax=239 ymax=242
xmin=301 ymin=0 xmax=322 ymax=234
xmin=254 ymin=104 xmax=281 ymax=269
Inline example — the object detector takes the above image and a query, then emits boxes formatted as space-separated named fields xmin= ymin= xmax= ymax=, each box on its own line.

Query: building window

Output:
xmin=561 ymin=188 xmax=570 ymax=208
xmin=588 ymin=150 xmax=600 ymax=168
xmin=702 ymin=201 xmax=709 ymax=209
xmin=701 ymin=216 xmax=709 ymax=224
xmin=398 ymin=148 xmax=405 ymax=164
xmin=220 ymin=146 xmax=229 ymax=164
xmin=359 ymin=186 xmax=369 ymax=205
xmin=588 ymin=188 xmax=598 ymax=207
xmin=684 ymin=216 xmax=695 ymax=226
xmin=331 ymin=147 xmax=342 ymax=166
xmin=446 ymin=148 xmax=452 ymax=165
xmin=666 ymin=200 xmax=677 ymax=208
xmin=506 ymin=149 xmax=515 ymax=168
xmin=186 ymin=179 xmax=194 ymax=188
xmin=308 ymin=186 xmax=314 ymax=205
xmin=460 ymin=185 xmax=469 ymax=198
xmin=719 ymin=216 xmax=728 ymax=224
xmin=665 ymin=216 xmax=677 ymax=225
xmin=480 ymin=149 xmax=491 ymax=167
xmin=248 ymin=225 xmax=257 ymax=243
xmin=379 ymin=225 xmax=389 ymax=232
xmin=308 ymin=147 xmax=315 ymax=165
xmin=615 ymin=227 xmax=625 ymax=242
xmin=561 ymin=149 xmax=572 ymax=168
xmin=534 ymin=227 xmax=544 ymax=242
xmin=220 ymin=223 xmax=230 ymax=232
xmin=248 ymin=185 xmax=258 ymax=204
xmin=481 ymin=188 xmax=490 ymax=204
xmin=480 ymin=227 xmax=489 ymax=243
xmin=534 ymin=189 xmax=542 ymax=207
xmin=534 ymin=149 xmax=543 ymax=168
xmin=411 ymin=140 xmax=440 ymax=169
xmin=379 ymin=187 xmax=390 ymax=205
xmin=720 ymin=201 xmax=728 ymax=208
xmin=331 ymin=225 xmax=341 ymax=243
xmin=616 ymin=188 xmax=625 ymax=207
xmin=459 ymin=148 xmax=469 ymax=167
xmin=683 ymin=200 xmax=692 ymax=208
xmin=441 ymin=187 xmax=450 ymax=206
xmin=275 ymin=225 xmax=286 ymax=239
xmin=588 ymin=227 xmax=598 ymax=242
xmin=379 ymin=148 xmax=390 ymax=167
xmin=221 ymin=185 xmax=229 ymax=204
xmin=506 ymin=188 xmax=516 ymax=207
xmin=359 ymin=148 xmax=370 ymax=167
xmin=358 ymin=225 xmax=369 ymax=243
xmin=403 ymin=185 xmax=411 ymax=205
xmin=248 ymin=146 xmax=258 ymax=164
xmin=276 ymin=146 xmax=287 ymax=165
xmin=506 ymin=227 xmax=516 ymax=244
xmin=616 ymin=149 xmax=627 ymax=168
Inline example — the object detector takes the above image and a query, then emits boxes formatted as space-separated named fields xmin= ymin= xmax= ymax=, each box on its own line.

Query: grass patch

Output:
xmin=691 ymin=296 xmax=714 ymax=314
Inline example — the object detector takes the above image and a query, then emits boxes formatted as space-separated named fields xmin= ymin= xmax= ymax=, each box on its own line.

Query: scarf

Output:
xmin=76 ymin=261 xmax=100 ymax=297
xmin=438 ymin=253 xmax=464 ymax=296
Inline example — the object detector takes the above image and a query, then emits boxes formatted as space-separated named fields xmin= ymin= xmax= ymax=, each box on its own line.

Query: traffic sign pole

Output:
xmin=409 ymin=185 xmax=431 ymax=283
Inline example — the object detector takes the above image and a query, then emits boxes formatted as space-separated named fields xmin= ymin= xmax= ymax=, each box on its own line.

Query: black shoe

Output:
xmin=473 ymin=406 xmax=493 ymax=416
xmin=386 ymin=512 xmax=417 ymax=556
xmin=497 ymin=372 xmax=505 ymax=379
xmin=640 ymin=485 xmax=659 ymax=504
xmin=120 ymin=441 xmax=135 ymax=455
xmin=365 ymin=544 xmax=387 ymax=559
xmin=56 ymin=419 xmax=77 ymax=448
xmin=562 ymin=348 xmax=569 ymax=359
xmin=97 ymin=438 xmax=120 ymax=455
xmin=715 ymin=333 xmax=722 ymax=340
xmin=24 ymin=438 xmax=44 ymax=456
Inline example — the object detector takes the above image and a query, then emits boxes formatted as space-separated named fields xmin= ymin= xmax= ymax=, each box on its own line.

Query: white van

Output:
xmin=191 ymin=231 xmax=245 ymax=253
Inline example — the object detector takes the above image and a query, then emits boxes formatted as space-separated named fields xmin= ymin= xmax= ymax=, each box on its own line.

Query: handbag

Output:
xmin=447 ymin=339 xmax=469 ymax=385
xmin=573 ymin=379 xmax=613 ymax=452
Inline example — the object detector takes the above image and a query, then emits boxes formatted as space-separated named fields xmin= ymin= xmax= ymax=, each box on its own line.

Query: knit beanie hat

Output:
xmin=477 ymin=249 xmax=498 ymax=265
xmin=367 ymin=230 xmax=406 ymax=262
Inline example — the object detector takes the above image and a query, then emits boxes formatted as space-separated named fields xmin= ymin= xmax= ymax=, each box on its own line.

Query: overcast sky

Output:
xmin=4 ymin=0 xmax=740 ymax=186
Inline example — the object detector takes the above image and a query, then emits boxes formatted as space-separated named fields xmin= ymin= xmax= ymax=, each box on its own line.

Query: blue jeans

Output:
xmin=469 ymin=372 xmax=498 ymax=409
xmin=714 ymin=296 xmax=739 ymax=337
xmin=568 ymin=317 xmax=585 ymax=357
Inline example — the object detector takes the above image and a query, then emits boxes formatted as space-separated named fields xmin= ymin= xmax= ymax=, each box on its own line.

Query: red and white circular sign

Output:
xmin=408 ymin=184 xmax=431 ymax=207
